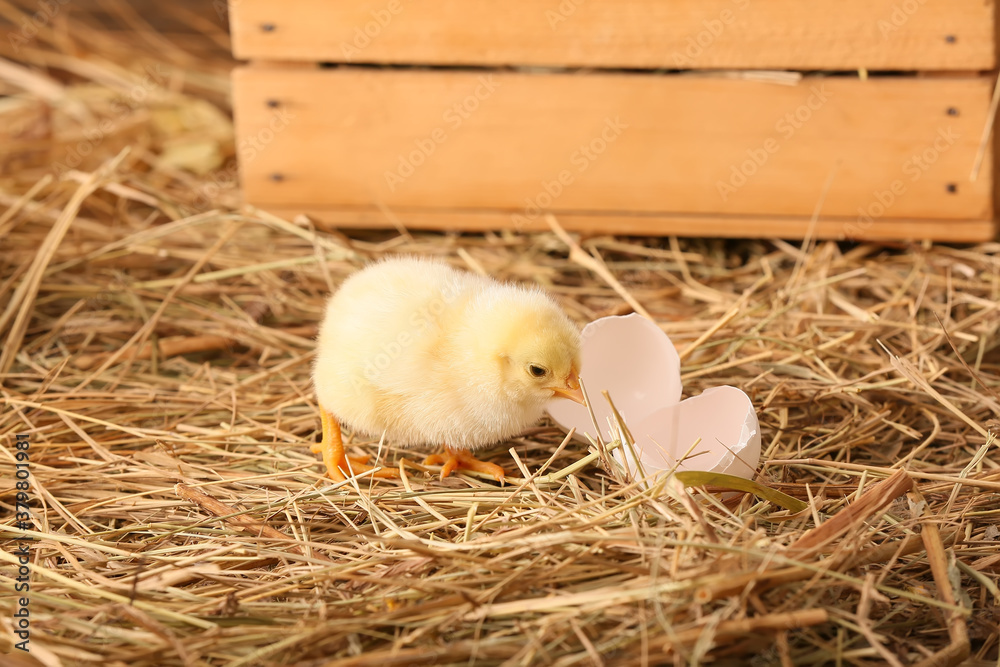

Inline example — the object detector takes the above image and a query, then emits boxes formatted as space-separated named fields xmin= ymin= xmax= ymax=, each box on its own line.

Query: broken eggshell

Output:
xmin=547 ymin=313 xmax=761 ymax=479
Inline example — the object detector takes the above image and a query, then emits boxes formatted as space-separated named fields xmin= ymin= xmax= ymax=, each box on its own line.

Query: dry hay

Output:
xmin=2 ymin=4 xmax=1000 ymax=667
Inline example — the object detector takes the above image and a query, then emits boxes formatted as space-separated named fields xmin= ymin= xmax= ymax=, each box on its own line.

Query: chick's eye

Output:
xmin=528 ymin=364 xmax=548 ymax=378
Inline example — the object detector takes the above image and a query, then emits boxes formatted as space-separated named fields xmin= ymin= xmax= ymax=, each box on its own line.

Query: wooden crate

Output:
xmin=229 ymin=1 xmax=997 ymax=241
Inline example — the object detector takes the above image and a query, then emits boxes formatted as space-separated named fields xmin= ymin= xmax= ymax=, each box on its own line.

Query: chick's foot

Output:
xmin=424 ymin=447 xmax=506 ymax=483
xmin=314 ymin=407 xmax=399 ymax=482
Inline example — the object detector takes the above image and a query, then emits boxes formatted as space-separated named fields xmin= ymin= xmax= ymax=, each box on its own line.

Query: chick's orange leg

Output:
xmin=424 ymin=447 xmax=506 ymax=483
xmin=311 ymin=407 xmax=398 ymax=481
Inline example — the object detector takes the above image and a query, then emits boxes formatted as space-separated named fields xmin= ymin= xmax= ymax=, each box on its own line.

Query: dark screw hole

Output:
xmin=944 ymin=35 xmax=956 ymax=43
xmin=261 ymin=23 xmax=276 ymax=32
xmin=266 ymin=99 xmax=280 ymax=108
xmin=946 ymin=183 xmax=958 ymax=194
xmin=946 ymin=107 xmax=959 ymax=116
xmin=270 ymin=173 xmax=285 ymax=182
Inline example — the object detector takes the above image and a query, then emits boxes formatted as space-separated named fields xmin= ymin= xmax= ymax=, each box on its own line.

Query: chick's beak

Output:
xmin=548 ymin=370 xmax=586 ymax=405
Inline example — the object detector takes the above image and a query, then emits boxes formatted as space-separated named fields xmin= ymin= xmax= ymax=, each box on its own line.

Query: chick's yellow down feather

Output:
xmin=312 ymin=257 xmax=583 ymax=482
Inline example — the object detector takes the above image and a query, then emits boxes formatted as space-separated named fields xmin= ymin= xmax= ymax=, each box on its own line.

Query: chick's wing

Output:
xmin=320 ymin=259 xmax=475 ymax=396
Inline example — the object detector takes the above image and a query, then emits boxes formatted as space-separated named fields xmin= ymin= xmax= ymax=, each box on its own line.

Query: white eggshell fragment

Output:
xmin=620 ymin=386 xmax=761 ymax=479
xmin=547 ymin=313 xmax=681 ymax=442
xmin=546 ymin=314 xmax=761 ymax=480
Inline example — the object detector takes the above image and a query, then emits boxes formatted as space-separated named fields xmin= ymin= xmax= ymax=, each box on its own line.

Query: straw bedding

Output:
xmin=1 ymin=4 xmax=999 ymax=666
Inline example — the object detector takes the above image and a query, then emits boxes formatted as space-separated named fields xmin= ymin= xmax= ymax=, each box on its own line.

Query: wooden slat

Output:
xmin=232 ymin=66 xmax=993 ymax=237
xmin=260 ymin=208 xmax=998 ymax=242
xmin=229 ymin=0 xmax=995 ymax=70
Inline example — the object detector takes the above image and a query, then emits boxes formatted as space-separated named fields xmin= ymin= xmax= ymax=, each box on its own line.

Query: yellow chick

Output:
xmin=312 ymin=256 xmax=584 ymax=483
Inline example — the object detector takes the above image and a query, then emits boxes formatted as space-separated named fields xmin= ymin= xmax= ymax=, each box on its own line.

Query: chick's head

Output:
xmin=466 ymin=289 xmax=584 ymax=407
